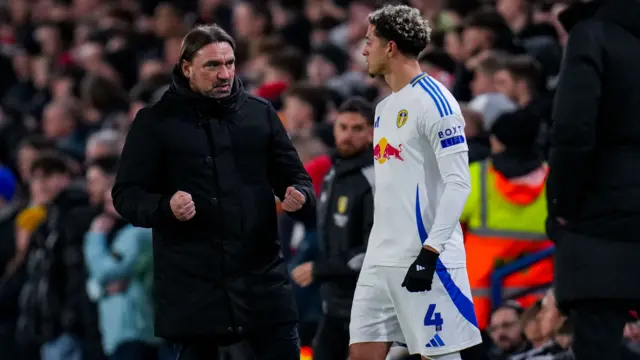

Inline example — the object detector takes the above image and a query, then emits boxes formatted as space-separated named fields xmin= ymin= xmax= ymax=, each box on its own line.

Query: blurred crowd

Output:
xmin=0 ymin=0 xmax=637 ymax=359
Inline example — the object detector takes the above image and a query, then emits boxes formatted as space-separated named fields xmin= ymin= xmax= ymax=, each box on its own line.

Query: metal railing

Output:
xmin=489 ymin=245 xmax=556 ymax=310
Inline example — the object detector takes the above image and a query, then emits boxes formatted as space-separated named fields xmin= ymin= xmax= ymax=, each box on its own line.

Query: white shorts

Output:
xmin=349 ymin=264 xmax=482 ymax=357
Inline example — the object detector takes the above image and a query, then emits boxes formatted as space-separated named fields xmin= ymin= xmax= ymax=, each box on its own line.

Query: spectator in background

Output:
xmin=15 ymin=135 xmax=56 ymax=187
xmin=460 ymin=110 xmax=552 ymax=329
xmin=282 ymin=84 xmax=331 ymax=136
xmin=85 ymin=129 xmax=123 ymax=164
xmin=84 ymin=180 xmax=157 ymax=360
xmin=493 ymin=55 xmax=543 ymax=110
xmin=460 ymin=105 xmax=490 ymax=163
xmin=292 ymin=97 xmax=374 ymax=360
xmin=254 ymin=46 xmax=306 ymax=109
xmin=42 ymin=99 xmax=86 ymax=161
xmin=17 ymin=153 xmax=89 ymax=360
xmin=467 ymin=50 xmax=517 ymax=131
xmin=521 ymin=302 xmax=545 ymax=350
xmin=547 ymin=0 xmax=640 ymax=358
xmin=0 ymin=166 xmax=20 ymax=359
xmin=487 ymin=301 xmax=531 ymax=360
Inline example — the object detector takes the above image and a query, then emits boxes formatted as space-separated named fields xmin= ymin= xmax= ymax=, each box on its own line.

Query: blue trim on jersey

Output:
xmin=426 ymin=76 xmax=453 ymax=116
xmin=421 ymin=78 xmax=452 ymax=117
xmin=416 ymin=80 xmax=445 ymax=118
xmin=415 ymin=185 xmax=479 ymax=329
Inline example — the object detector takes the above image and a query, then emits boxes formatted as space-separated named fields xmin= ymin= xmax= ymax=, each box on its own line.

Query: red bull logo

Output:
xmin=373 ymin=137 xmax=404 ymax=164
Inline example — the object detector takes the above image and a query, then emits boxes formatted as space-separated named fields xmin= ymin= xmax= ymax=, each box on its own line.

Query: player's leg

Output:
xmin=387 ymin=266 xmax=482 ymax=358
xmin=349 ymin=265 xmax=404 ymax=360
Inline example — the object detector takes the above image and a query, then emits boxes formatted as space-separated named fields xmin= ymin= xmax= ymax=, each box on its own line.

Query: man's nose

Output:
xmin=218 ymin=67 xmax=232 ymax=80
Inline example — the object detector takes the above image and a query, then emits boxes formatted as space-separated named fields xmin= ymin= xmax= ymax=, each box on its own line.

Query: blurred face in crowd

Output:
xmin=87 ymin=166 xmax=112 ymax=206
xmin=139 ymin=58 xmax=165 ymax=81
xmin=444 ymin=31 xmax=464 ymax=62
xmin=471 ymin=70 xmax=496 ymax=97
xmin=17 ymin=146 xmax=39 ymax=182
xmin=31 ymin=170 xmax=71 ymax=204
xmin=32 ymin=57 xmax=50 ymax=90
xmin=233 ymin=2 xmax=264 ymax=40
xmin=523 ymin=315 xmax=544 ymax=346
xmin=182 ymin=41 xmax=235 ymax=99
xmin=85 ymin=142 xmax=114 ymax=165
xmin=9 ymin=0 xmax=29 ymax=24
xmin=334 ymin=111 xmax=373 ymax=158
xmin=363 ymin=24 xmax=392 ymax=77
xmin=12 ymin=52 xmax=30 ymax=80
xmin=51 ymin=76 xmax=75 ymax=100
xmin=488 ymin=307 xmax=525 ymax=353
xmin=538 ymin=290 xmax=564 ymax=339
xmin=35 ymin=25 xmax=62 ymax=58
xmin=154 ymin=3 xmax=182 ymax=38
xmin=283 ymin=95 xmax=314 ymax=134
xmin=494 ymin=69 xmax=520 ymax=103
xmin=307 ymin=55 xmax=338 ymax=86
xmin=164 ymin=36 xmax=183 ymax=67
xmin=462 ymin=27 xmax=492 ymax=60
xmin=498 ymin=0 xmax=526 ymax=23
xmin=43 ymin=104 xmax=75 ymax=140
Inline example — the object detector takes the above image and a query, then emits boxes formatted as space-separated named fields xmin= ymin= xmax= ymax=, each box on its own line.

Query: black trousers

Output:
xmin=178 ymin=322 xmax=299 ymax=360
xmin=569 ymin=299 xmax=638 ymax=360
xmin=313 ymin=315 xmax=350 ymax=360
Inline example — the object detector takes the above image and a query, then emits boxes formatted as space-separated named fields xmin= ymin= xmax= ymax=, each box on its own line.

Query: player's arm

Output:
xmin=402 ymin=109 xmax=471 ymax=293
xmin=423 ymin=112 xmax=471 ymax=254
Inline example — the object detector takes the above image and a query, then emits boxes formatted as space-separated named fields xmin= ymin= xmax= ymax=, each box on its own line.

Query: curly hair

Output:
xmin=368 ymin=4 xmax=431 ymax=58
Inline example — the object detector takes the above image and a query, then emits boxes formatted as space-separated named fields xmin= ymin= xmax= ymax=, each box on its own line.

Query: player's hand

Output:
xmin=281 ymin=186 xmax=305 ymax=212
xmin=170 ymin=191 xmax=196 ymax=221
xmin=292 ymin=262 xmax=314 ymax=287
xmin=402 ymin=247 xmax=439 ymax=292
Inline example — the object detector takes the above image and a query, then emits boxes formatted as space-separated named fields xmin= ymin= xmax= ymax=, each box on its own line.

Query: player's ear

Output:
xmin=386 ymin=40 xmax=397 ymax=58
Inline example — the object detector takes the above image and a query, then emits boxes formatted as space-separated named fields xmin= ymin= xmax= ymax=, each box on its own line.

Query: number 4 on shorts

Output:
xmin=424 ymin=304 xmax=443 ymax=332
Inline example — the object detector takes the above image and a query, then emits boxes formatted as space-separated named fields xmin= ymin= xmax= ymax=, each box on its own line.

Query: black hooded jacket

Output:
xmin=112 ymin=66 xmax=315 ymax=340
xmin=548 ymin=0 xmax=640 ymax=303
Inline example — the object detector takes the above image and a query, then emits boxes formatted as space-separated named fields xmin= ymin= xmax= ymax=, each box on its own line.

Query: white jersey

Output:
xmin=365 ymin=72 xmax=468 ymax=268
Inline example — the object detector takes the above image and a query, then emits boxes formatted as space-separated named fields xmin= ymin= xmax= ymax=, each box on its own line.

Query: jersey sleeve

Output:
xmin=419 ymin=108 xmax=468 ymax=159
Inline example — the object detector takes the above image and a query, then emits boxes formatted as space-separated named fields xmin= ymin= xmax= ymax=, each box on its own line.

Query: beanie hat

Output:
xmin=490 ymin=110 xmax=541 ymax=150
xmin=0 ymin=166 xmax=17 ymax=202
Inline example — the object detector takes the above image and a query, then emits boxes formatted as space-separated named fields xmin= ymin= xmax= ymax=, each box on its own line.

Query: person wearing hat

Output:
xmin=460 ymin=110 xmax=554 ymax=330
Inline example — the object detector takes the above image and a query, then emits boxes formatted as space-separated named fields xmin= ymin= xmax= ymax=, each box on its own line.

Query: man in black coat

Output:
xmin=547 ymin=0 xmax=640 ymax=358
xmin=291 ymin=97 xmax=375 ymax=360
xmin=112 ymin=24 xmax=315 ymax=360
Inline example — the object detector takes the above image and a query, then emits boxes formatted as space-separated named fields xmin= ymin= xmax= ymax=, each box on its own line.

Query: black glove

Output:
xmin=401 ymin=247 xmax=439 ymax=292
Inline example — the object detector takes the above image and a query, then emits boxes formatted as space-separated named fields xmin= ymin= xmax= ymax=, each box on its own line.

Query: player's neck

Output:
xmin=384 ymin=60 xmax=424 ymax=93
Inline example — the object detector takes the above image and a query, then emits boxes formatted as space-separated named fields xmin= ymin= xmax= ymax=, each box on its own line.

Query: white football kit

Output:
xmin=349 ymin=73 xmax=482 ymax=358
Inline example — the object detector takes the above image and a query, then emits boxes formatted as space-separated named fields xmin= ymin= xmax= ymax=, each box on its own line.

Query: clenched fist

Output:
xmin=281 ymin=186 xmax=305 ymax=212
xmin=170 ymin=191 xmax=196 ymax=221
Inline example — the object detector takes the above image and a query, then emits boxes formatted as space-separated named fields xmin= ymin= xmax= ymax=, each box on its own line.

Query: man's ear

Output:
xmin=386 ymin=40 xmax=397 ymax=58
xmin=181 ymin=60 xmax=191 ymax=77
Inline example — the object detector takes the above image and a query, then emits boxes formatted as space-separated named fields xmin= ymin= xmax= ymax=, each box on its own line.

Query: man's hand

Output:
xmin=90 ymin=214 xmax=116 ymax=233
xmin=291 ymin=262 xmax=314 ymax=287
xmin=402 ymin=247 xmax=439 ymax=292
xmin=170 ymin=191 xmax=196 ymax=221
xmin=281 ymin=186 xmax=305 ymax=212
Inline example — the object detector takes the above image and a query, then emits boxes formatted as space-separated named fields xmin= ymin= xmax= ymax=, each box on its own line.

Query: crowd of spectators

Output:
xmin=0 ymin=0 xmax=637 ymax=359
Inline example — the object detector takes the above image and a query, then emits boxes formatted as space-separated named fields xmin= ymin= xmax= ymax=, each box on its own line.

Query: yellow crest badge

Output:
xmin=337 ymin=196 xmax=349 ymax=214
xmin=396 ymin=109 xmax=408 ymax=128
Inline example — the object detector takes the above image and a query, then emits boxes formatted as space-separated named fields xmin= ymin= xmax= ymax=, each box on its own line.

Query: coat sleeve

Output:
xmin=112 ymin=108 xmax=175 ymax=228
xmin=266 ymin=103 xmax=316 ymax=221
xmin=548 ymin=21 xmax=603 ymax=221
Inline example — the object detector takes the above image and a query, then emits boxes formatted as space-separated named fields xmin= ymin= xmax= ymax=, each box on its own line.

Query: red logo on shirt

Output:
xmin=374 ymin=137 xmax=404 ymax=164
